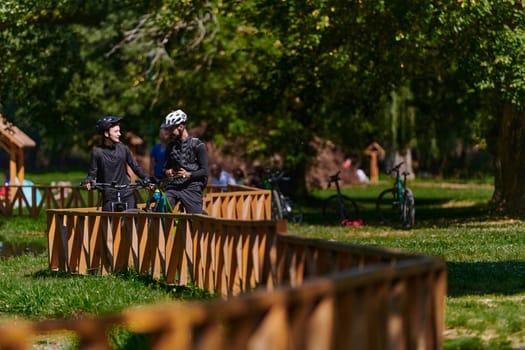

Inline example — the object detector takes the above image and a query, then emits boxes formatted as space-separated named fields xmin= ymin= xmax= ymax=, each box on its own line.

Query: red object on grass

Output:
xmin=341 ymin=219 xmax=364 ymax=227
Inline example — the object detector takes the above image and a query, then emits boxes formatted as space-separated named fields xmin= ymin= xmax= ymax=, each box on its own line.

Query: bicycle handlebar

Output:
xmin=387 ymin=162 xmax=404 ymax=175
xmin=81 ymin=181 xmax=149 ymax=191
xmin=327 ymin=171 xmax=341 ymax=188
xmin=254 ymin=169 xmax=290 ymax=184
xmin=269 ymin=171 xmax=290 ymax=183
xmin=386 ymin=162 xmax=411 ymax=178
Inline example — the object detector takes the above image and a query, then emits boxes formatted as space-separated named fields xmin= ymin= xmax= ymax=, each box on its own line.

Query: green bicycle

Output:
xmin=375 ymin=162 xmax=415 ymax=229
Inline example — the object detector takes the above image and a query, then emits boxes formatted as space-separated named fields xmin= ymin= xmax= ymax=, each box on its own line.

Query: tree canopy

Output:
xmin=2 ymin=0 xmax=525 ymax=212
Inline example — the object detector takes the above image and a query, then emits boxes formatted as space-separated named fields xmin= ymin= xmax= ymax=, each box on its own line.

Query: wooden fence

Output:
xmin=0 ymin=184 xmax=94 ymax=217
xmin=0 ymin=205 xmax=447 ymax=349
xmin=0 ymin=184 xmax=270 ymax=219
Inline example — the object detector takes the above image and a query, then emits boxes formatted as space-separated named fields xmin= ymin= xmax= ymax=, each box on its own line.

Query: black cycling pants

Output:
xmin=165 ymin=182 xmax=204 ymax=214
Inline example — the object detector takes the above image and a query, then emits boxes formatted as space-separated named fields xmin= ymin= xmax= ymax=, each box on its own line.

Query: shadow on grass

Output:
xmin=0 ymin=240 xmax=47 ymax=258
xmin=447 ymin=261 xmax=525 ymax=296
xmin=299 ymin=194 xmax=494 ymax=229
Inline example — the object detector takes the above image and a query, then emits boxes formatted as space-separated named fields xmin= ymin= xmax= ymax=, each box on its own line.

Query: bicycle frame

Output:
xmin=145 ymin=176 xmax=191 ymax=213
xmin=323 ymin=171 xmax=361 ymax=226
xmin=328 ymin=173 xmax=345 ymax=221
xmin=395 ymin=173 xmax=404 ymax=207
xmin=87 ymin=181 xmax=151 ymax=212
xmin=90 ymin=182 xmax=133 ymax=212
xmin=376 ymin=161 xmax=415 ymax=229
xmin=260 ymin=168 xmax=302 ymax=222
xmin=389 ymin=162 xmax=408 ymax=206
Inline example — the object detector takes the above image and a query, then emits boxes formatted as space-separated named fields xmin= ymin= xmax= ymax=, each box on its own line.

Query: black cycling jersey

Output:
xmin=163 ymin=136 xmax=208 ymax=187
xmin=84 ymin=143 xmax=147 ymax=184
xmin=163 ymin=136 xmax=209 ymax=213
xmin=83 ymin=143 xmax=147 ymax=211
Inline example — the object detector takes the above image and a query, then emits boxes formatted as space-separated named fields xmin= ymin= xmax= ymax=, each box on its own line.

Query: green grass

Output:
xmin=24 ymin=171 xmax=87 ymax=185
xmin=1 ymin=176 xmax=524 ymax=349
xmin=294 ymin=179 xmax=524 ymax=350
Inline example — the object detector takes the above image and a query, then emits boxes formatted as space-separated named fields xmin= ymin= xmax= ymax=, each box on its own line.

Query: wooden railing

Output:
xmin=0 ymin=258 xmax=445 ymax=349
xmin=0 ymin=207 xmax=447 ymax=349
xmin=46 ymin=210 xmax=281 ymax=293
xmin=0 ymin=184 xmax=137 ymax=217
xmin=204 ymin=187 xmax=271 ymax=220
xmin=0 ymin=184 xmax=270 ymax=219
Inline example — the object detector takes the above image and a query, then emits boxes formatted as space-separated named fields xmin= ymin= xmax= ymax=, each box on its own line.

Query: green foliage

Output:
xmin=0 ymin=0 xmax=524 ymax=187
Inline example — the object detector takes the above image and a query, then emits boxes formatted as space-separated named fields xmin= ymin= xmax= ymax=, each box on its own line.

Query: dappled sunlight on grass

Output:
xmin=295 ymin=182 xmax=525 ymax=349
xmin=441 ymin=200 xmax=480 ymax=208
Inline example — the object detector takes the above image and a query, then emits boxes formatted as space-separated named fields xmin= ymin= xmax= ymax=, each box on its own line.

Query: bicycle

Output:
xmin=375 ymin=161 xmax=415 ymax=229
xmin=141 ymin=176 xmax=208 ymax=215
xmin=89 ymin=181 xmax=148 ymax=212
xmin=322 ymin=171 xmax=361 ymax=226
xmin=141 ymin=177 xmax=174 ymax=213
xmin=84 ymin=181 xmax=152 ymax=242
xmin=259 ymin=169 xmax=303 ymax=223
xmin=88 ymin=179 xmax=185 ymax=235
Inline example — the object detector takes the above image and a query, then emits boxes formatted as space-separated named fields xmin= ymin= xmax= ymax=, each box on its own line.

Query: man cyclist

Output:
xmin=82 ymin=115 xmax=150 ymax=211
xmin=162 ymin=109 xmax=208 ymax=214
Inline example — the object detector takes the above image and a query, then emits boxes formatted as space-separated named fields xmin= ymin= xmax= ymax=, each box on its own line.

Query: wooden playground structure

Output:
xmin=0 ymin=115 xmax=35 ymax=186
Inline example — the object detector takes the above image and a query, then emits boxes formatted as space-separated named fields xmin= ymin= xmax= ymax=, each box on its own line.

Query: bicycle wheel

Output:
xmin=376 ymin=188 xmax=402 ymax=227
xmin=322 ymin=195 xmax=360 ymax=226
xmin=282 ymin=197 xmax=304 ymax=224
xmin=402 ymin=188 xmax=415 ymax=229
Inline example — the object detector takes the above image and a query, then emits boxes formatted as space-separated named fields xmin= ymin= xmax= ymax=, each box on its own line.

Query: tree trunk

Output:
xmin=490 ymin=103 xmax=525 ymax=214
xmin=289 ymin=161 xmax=308 ymax=198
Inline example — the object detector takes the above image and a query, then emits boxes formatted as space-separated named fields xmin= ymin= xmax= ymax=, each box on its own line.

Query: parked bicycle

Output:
xmin=375 ymin=162 xmax=415 ymax=229
xmin=257 ymin=169 xmax=303 ymax=223
xmin=322 ymin=171 xmax=361 ymax=226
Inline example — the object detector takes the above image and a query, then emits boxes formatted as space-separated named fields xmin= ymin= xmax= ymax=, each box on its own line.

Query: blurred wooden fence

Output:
xmin=0 ymin=203 xmax=447 ymax=349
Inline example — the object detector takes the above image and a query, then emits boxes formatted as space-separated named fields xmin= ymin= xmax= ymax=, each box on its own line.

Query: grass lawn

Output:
xmin=1 ymin=174 xmax=524 ymax=349
xmin=298 ymin=179 xmax=525 ymax=350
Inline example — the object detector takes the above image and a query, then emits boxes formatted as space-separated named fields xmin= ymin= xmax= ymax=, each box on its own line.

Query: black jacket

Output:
xmin=83 ymin=143 xmax=147 ymax=185
xmin=164 ymin=136 xmax=208 ymax=186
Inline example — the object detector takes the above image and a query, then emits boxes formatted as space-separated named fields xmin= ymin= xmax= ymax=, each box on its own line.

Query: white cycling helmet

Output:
xmin=164 ymin=109 xmax=188 ymax=128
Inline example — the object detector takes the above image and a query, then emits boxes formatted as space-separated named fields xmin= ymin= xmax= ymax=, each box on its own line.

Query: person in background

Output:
xmin=232 ymin=167 xmax=245 ymax=185
xmin=81 ymin=115 xmax=151 ymax=211
xmin=342 ymin=153 xmax=370 ymax=184
xmin=210 ymin=163 xmax=235 ymax=191
xmin=162 ymin=109 xmax=209 ymax=213
xmin=150 ymin=123 xmax=170 ymax=179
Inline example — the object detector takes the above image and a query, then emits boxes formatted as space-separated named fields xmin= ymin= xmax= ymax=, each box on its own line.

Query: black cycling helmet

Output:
xmin=96 ymin=115 xmax=123 ymax=134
